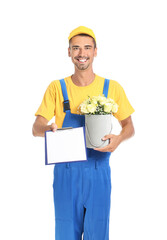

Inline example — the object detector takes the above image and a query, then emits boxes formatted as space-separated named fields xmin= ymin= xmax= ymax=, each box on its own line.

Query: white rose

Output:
xmin=92 ymin=96 xmax=99 ymax=101
xmin=112 ymin=103 xmax=118 ymax=113
xmin=106 ymin=98 xmax=115 ymax=104
xmin=80 ymin=103 xmax=89 ymax=114
xmin=104 ymin=103 xmax=112 ymax=113
xmin=95 ymin=96 xmax=107 ymax=105
xmin=91 ymin=97 xmax=98 ymax=105
xmin=87 ymin=103 xmax=97 ymax=113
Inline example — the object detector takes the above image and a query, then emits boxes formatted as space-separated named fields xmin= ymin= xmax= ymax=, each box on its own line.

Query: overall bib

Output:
xmin=53 ymin=79 xmax=112 ymax=240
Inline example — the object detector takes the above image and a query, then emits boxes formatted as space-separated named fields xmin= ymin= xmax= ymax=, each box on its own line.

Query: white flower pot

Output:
xmin=85 ymin=114 xmax=112 ymax=149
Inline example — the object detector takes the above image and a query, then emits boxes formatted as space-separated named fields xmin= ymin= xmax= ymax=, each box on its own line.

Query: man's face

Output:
xmin=68 ymin=35 xmax=97 ymax=71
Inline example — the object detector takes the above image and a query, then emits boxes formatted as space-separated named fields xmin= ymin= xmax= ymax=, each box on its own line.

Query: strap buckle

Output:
xmin=63 ymin=100 xmax=70 ymax=112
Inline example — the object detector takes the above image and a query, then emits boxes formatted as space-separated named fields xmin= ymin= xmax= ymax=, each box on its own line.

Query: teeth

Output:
xmin=79 ymin=59 xmax=87 ymax=62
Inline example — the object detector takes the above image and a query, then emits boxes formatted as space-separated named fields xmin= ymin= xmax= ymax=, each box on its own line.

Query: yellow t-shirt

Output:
xmin=35 ymin=74 xmax=135 ymax=128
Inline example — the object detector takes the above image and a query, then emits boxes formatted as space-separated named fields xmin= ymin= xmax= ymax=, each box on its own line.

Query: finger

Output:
xmin=51 ymin=123 xmax=57 ymax=131
xmin=102 ymin=134 xmax=113 ymax=141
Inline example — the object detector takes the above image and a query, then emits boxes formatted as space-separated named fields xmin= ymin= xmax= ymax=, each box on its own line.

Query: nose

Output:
xmin=78 ymin=47 xmax=86 ymax=56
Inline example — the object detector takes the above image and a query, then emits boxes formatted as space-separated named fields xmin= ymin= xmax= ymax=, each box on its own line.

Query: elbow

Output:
xmin=131 ymin=125 xmax=135 ymax=137
xmin=32 ymin=124 xmax=37 ymax=137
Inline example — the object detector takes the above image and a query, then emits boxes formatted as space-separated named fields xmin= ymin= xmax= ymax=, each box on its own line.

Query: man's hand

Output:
xmin=94 ymin=116 xmax=135 ymax=153
xmin=94 ymin=134 xmax=122 ymax=152
xmin=32 ymin=116 xmax=57 ymax=137
xmin=50 ymin=123 xmax=57 ymax=132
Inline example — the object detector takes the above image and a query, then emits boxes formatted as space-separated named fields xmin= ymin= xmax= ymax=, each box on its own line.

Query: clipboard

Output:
xmin=45 ymin=127 xmax=87 ymax=165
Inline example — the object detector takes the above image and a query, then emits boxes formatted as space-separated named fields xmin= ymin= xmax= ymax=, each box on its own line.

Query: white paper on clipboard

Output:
xmin=45 ymin=127 xmax=87 ymax=164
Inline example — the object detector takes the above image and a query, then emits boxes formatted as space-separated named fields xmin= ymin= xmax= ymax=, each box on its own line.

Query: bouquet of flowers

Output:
xmin=79 ymin=95 xmax=118 ymax=115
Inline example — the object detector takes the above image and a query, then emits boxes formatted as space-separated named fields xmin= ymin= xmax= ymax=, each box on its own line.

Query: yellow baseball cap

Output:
xmin=68 ymin=26 xmax=96 ymax=42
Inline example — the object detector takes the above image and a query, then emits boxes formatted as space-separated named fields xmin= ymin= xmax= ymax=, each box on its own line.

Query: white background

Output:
xmin=0 ymin=0 xmax=167 ymax=239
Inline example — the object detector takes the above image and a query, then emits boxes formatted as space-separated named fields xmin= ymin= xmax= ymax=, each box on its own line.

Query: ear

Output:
xmin=94 ymin=47 xmax=97 ymax=57
xmin=68 ymin=47 xmax=71 ymax=57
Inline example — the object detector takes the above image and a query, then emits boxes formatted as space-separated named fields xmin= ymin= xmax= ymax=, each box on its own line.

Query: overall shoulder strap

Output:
xmin=103 ymin=78 xmax=110 ymax=98
xmin=59 ymin=79 xmax=71 ymax=112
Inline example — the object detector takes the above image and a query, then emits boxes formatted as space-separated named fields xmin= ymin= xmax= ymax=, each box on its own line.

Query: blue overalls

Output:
xmin=53 ymin=78 xmax=112 ymax=240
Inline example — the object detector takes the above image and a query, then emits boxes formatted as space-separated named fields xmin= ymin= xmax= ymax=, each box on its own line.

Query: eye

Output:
xmin=73 ymin=47 xmax=79 ymax=50
xmin=85 ymin=45 xmax=92 ymax=50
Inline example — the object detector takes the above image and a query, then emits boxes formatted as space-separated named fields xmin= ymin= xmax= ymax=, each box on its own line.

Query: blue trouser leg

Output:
xmin=53 ymin=166 xmax=85 ymax=240
xmin=53 ymin=160 xmax=111 ymax=240
xmin=83 ymin=166 xmax=111 ymax=240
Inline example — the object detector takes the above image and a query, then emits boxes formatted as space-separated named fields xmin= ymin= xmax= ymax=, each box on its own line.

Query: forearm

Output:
xmin=32 ymin=122 xmax=51 ymax=137
xmin=32 ymin=116 xmax=57 ymax=137
xmin=119 ymin=121 xmax=135 ymax=143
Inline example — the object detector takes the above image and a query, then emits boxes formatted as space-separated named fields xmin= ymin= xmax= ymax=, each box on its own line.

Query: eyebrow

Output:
xmin=72 ymin=45 xmax=80 ymax=48
xmin=72 ymin=45 xmax=93 ymax=48
xmin=85 ymin=45 xmax=92 ymax=48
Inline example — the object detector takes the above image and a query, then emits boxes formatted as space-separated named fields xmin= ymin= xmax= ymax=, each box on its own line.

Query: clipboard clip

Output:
xmin=57 ymin=127 xmax=73 ymax=130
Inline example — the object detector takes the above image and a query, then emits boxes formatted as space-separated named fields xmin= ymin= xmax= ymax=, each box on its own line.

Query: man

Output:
xmin=32 ymin=26 xmax=135 ymax=240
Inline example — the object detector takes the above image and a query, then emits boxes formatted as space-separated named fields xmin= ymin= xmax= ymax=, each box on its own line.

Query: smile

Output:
xmin=76 ymin=58 xmax=88 ymax=63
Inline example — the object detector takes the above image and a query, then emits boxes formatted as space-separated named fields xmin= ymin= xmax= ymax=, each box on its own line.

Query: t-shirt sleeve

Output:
xmin=112 ymin=82 xmax=135 ymax=121
xmin=35 ymin=82 xmax=56 ymax=121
